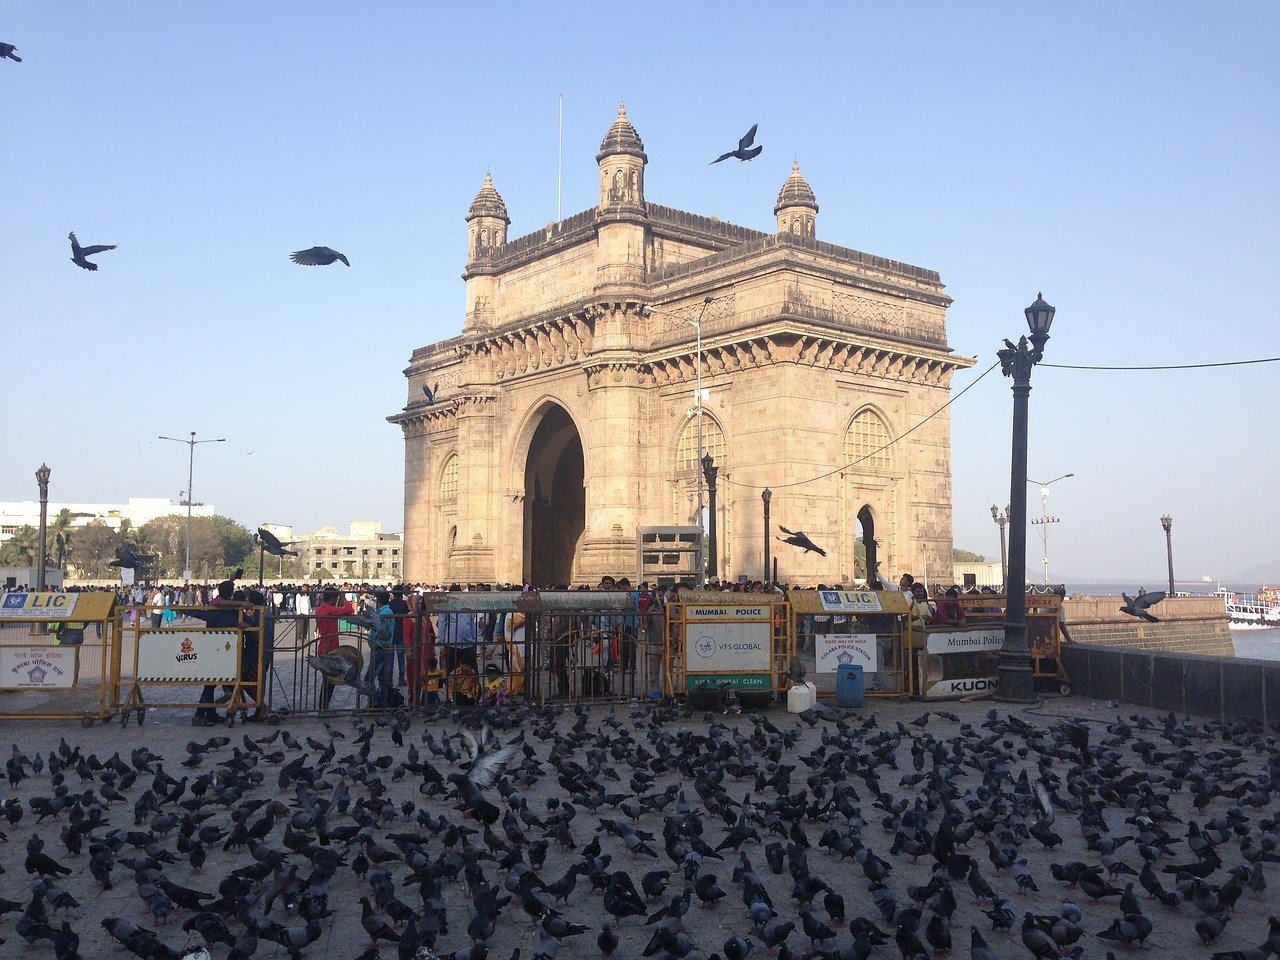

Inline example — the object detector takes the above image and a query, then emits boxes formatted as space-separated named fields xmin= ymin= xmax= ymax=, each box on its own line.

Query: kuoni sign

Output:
xmin=0 ymin=647 xmax=77 ymax=689
xmin=0 ymin=593 xmax=80 ymax=620
xmin=925 ymin=676 xmax=997 ymax=699
xmin=815 ymin=633 xmax=877 ymax=674
xmin=137 ymin=630 xmax=240 ymax=683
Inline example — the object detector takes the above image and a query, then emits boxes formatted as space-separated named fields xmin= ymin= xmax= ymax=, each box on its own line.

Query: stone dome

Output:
xmin=774 ymin=161 xmax=818 ymax=214
xmin=466 ymin=172 xmax=510 ymax=223
xmin=597 ymin=103 xmax=647 ymax=161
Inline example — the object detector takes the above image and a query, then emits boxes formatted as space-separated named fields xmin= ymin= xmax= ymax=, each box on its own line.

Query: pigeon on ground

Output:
xmin=290 ymin=246 xmax=350 ymax=267
xmin=68 ymin=232 xmax=117 ymax=271
xmin=776 ymin=526 xmax=826 ymax=557
xmin=0 ymin=43 xmax=20 ymax=62
xmin=1120 ymin=591 xmax=1165 ymax=622
xmin=711 ymin=124 xmax=762 ymax=164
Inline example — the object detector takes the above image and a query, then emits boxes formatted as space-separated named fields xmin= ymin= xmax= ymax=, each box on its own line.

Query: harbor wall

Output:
xmin=1061 ymin=643 xmax=1280 ymax=725
xmin=1061 ymin=595 xmax=1233 ymax=657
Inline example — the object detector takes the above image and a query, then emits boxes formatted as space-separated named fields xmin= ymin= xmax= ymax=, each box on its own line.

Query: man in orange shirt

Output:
xmin=314 ymin=588 xmax=354 ymax=709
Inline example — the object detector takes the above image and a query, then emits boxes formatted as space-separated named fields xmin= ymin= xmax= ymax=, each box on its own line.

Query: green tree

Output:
xmin=952 ymin=548 xmax=986 ymax=563
xmin=0 ymin=525 xmax=40 ymax=566
xmin=310 ymin=566 xmax=333 ymax=580
xmin=72 ymin=521 xmax=121 ymax=578
xmin=213 ymin=516 xmax=255 ymax=573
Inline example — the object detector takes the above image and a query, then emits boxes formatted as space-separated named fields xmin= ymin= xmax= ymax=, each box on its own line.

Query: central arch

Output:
xmin=522 ymin=403 xmax=585 ymax=586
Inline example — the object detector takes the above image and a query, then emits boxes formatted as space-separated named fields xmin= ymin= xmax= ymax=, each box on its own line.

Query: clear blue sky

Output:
xmin=4 ymin=3 xmax=1278 ymax=581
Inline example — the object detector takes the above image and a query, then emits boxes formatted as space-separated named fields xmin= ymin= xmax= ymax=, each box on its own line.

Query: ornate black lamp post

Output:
xmin=35 ymin=463 xmax=51 ymax=592
xmin=995 ymin=294 xmax=1055 ymax=703
xmin=990 ymin=504 xmax=1009 ymax=588
xmin=1161 ymin=515 xmax=1175 ymax=598
xmin=762 ymin=488 xmax=772 ymax=583
xmin=701 ymin=453 xmax=719 ymax=580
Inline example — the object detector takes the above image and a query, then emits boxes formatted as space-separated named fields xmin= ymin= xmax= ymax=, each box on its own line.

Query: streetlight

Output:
xmin=990 ymin=504 xmax=1010 ymax=588
xmin=159 ymin=432 xmax=225 ymax=581
xmin=35 ymin=464 xmax=50 ymax=592
xmin=640 ymin=297 xmax=717 ymax=586
xmin=1161 ymin=515 xmax=1175 ymax=597
xmin=702 ymin=453 xmax=719 ymax=579
xmin=762 ymin=489 xmax=772 ymax=583
xmin=994 ymin=293 xmax=1056 ymax=704
xmin=1028 ymin=473 xmax=1074 ymax=585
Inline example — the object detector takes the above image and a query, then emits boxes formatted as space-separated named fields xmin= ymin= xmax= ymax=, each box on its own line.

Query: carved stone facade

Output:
xmin=391 ymin=105 xmax=975 ymax=586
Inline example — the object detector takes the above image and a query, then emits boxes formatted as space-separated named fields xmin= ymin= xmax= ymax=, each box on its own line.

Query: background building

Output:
xmin=294 ymin=522 xmax=403 ymax=581
xmin=392 ymin=106 xmax=974 ymax=586
xmin=0 ymin=497 xmax=214 ymax=543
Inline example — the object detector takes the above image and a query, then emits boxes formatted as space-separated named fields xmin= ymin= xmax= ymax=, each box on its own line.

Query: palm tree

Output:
xmin=0 ymin=525 xmax=41 ymax=566
xmin=49 ymin=508 xmax=91 ymax=569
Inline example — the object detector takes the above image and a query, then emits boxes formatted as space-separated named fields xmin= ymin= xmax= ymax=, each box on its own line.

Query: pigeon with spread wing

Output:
xmin=777 ymin=526 xmax=827 ymax=557
xmin=711 ymin=124 xmax=762 ymax=164
xmin=1120 ymin=590 xmax=1165 ymax=622
xmin=255 ymin=527 xmax=298 ymax=557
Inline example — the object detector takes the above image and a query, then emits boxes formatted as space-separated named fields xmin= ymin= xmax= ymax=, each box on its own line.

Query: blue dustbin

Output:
xmin=836 ymin=664 xmax=865 ymax=708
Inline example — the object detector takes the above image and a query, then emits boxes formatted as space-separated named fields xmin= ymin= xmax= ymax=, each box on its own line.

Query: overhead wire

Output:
xmin=720 ymin=359 xmax=1002 ymax=492
xmin=1042 ymin=356 xmax=1280 ymax=370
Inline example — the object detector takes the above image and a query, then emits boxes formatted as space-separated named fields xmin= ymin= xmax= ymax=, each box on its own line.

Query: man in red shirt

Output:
xmin=314 ymin=588 xmax=354 ymax=709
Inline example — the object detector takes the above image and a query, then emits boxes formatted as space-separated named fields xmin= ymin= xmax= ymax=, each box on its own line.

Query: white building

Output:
xmin=294 ymin=521 xmax=403 ymax=581
xmin=0 ymin=497 xmax=216 ymax=541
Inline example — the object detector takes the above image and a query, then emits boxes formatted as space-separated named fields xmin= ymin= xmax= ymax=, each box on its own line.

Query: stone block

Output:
xmin=1265 ymin=665 xmax=1280 ymax=728
xmin=1089 ymin=648 xmax=1123 ymax=704
xmin=1222 ymin=660 xmax=1265 ymax=723
xmin=1061 ymin=645 xmax=1089 ymax=694
xmin=1184 ymin=658 xmax=1223 ymax=719
xmin=1152 ymin=655 xmax=1185 ymax=712
xmin=1121 ymin=652 xmax=1153 ymax=708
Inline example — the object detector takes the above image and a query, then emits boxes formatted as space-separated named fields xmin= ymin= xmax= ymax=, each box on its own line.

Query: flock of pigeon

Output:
xmin=1 ymin=697 xmax=1279 ymax=960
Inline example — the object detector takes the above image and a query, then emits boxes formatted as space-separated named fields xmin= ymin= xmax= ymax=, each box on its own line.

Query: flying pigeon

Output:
xmin=255 ymin=527 xmax=297 ymax=557
xmin=456 ymin=728 xmax=518 ymax=788
xmin=69 ymin=232 xmax=117 ymax=271
xmin=711 ymin=124 xmax=762 ymax=164
xmin=1120 ymin=590 xmax=1166 ymax=622
xmin=306 ymin=649 xmax=375 ymax=697
xmin=0 ymin=43 xmax=20 ymax=62
xmin=290 ymin=246 xmax=350 ymax=267
xmin=422 ymin=383 xmax=439 ymax=405
xmin=777 ymin=525 xmax=827 ymax=557
xmin=109 ymin=543 xmax=156 ymax=570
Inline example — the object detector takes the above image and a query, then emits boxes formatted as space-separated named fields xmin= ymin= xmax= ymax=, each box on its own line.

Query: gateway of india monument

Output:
xmin=391 ymin=105 xmax=974 ymax=587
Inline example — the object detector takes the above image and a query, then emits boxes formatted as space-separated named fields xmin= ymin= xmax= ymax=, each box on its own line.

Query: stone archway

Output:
xmin=857 ymin=505 xmax=878 ymax=587
xmin=522 ymin=404 xmax=585 ymax=586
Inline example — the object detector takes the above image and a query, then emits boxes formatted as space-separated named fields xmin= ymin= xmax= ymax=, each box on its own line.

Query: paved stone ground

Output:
xmin=0 ymin=694 xmax=1276 ymax=960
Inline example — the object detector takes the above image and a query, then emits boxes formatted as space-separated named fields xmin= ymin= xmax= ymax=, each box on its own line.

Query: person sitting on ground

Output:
xmin=448 ymin=660 xmax=479 ymax=706
xmin=423 ymin=657 xmax=445 ymax=707
xmin=479 ymin=663 xmax=507 ymax=707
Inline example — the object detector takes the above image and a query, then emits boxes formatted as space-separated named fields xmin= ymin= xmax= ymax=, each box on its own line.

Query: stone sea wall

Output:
xmin=1061 ymin=595 xmax=1233 ymax=657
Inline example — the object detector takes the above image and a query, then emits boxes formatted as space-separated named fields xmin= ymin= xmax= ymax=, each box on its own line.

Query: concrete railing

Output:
xmin=1062 ymin=595 xmax=1233 ymax=657
xmin=1061 ymin=643 xmax=1280 ymax=725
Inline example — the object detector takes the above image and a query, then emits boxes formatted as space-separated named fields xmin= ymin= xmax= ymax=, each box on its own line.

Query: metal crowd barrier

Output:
xmin=0 ymin=591 xmax=118 ymax=725
xmin=664 ymin=591 xmax=792 ymax=702
xmin=116 ymin=605 xmax=264 ymax=726
xmin=787 ymin=588 xmax=913 ymax=699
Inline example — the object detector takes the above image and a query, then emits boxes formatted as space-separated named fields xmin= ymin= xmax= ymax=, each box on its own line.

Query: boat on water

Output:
xmin=1217 ymin=585 xmax=1280 ymax=629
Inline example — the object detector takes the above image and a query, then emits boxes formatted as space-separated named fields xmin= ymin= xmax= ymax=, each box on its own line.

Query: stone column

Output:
xmin=577 ymin=305 xmax=643 ymax=582
xmin=400 ymin=416 xmax=434 ymax=582
xmin=449 ymin=394 xmax=498 ymax=583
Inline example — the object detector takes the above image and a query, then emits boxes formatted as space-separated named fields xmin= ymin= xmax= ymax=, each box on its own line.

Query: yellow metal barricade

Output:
xmin=116 ymin=606 xmax=264 ymax=726
xmin=664 ymin=591 xmax=791 ymax=700
xmin=0 ymin=591 xmax=118 ymax=724
xmin=788 ymin=589 xmax=913 ymax=699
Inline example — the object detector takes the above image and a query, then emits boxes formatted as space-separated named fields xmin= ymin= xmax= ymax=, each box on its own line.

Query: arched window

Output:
xmin=439 ymin=454 xmax=459 ymax=504
xmin=676 ymin=413 xmax=725 ymax=473
xmin=845 ymin=409 xmax=893 ymax=470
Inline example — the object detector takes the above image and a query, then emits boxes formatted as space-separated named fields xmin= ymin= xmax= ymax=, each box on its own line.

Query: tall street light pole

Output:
xmin=1161 ymin=515 xmax=1175 ymax=597
xmin=995 ymin=293 xmax=1056 ymax=704
xmin=702 ymin=454 xmax=719 ymax=580
xmin=990 ymin=504 xmax=1009 ymax=589
xmin=684 ymin=297 xmax=713 ymax=586
xmin=35 ymin=464 xmax=51 ymax=592
xmin=159 ymin=432 xmax=226 ymax=582
xmin=762 ymin=489 xmax=772 ymax=584
xmin=1028 ymin=473 xmax=1073 ymax=585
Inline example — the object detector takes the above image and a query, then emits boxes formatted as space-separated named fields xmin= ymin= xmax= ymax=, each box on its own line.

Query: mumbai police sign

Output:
xmin=684 ymin=605 xmax=771 ymax=674
xmin=925 ymin=628 xmax=1005 ymax=655
xmin=0 ymin=593 xmax=80 ymax=620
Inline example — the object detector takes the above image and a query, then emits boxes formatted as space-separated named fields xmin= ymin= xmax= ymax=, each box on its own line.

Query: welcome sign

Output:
xmin=815 ymin=633 xmax=878 ymax=673
xmin=0 ymin=647 xmax=77 ymax=689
